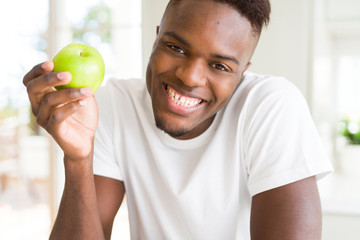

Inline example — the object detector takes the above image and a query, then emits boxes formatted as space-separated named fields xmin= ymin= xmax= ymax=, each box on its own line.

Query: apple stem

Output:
xmin=80 ymin=52 xmax=83 ymax=57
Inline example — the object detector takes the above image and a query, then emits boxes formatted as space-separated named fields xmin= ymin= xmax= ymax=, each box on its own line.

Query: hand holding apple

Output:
xmin=23 ymin=57 xmax=100 ymax=160
xmin=52 ymin=43 xmax=105 ymax=92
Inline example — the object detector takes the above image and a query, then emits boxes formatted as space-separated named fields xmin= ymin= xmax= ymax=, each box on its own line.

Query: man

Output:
xmin=23 ymin=0 xmax=332 ymax=239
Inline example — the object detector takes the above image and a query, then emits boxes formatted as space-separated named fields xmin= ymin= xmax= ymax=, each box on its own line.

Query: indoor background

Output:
xmin=0 ymin=0 xmax=359 ymax=239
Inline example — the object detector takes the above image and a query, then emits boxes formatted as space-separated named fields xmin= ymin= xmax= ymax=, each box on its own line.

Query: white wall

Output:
xmin=250 ymin=0 xmax=314 ymax=100
xmin=322 ymin=214 xmax=360 ymax=240
xmin=141 ymin=0 xmax=168 ymax=75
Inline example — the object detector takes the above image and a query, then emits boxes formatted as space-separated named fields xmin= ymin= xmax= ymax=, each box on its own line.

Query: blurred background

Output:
xmin=0 ymin=0 xmax=359 ymax=239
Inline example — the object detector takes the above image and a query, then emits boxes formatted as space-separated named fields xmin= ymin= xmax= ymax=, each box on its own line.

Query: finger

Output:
xmin=36 ymin=88 xmax=93 ymax=126
xmin=27 ymin=71 xmax=72 ymax=97
xmin=48 ymin=98 xmax=89 ymax=127
xmin=27 ymin=72 xmax=72 ymax=114
xmin=23 ymin=61 xmax=54 ymax=86
xmin=27 ymin=72 xmax=71 ymax=115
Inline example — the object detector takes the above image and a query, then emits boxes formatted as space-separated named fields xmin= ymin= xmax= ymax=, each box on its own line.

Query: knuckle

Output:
xmin=26 ymin=81 xmax=35 ymax=94
xmin=32 ymin=64 xmax=39 ymax=72
xmin=22 ymin=74 xmax=29 ymax=86
xmin=51 ymin=111 xmax=62 ymax=122
xmin=66 ymin=102 xmax=79 ymax=115
xmin=31 ymin=106 xmax=38 ymax=116
xmin=67 ymin=88 xmax=79 ymax=99
xmin=45 ymin=72 xmax=53 ymax=82
xmin=41 ymin=93 xmax=51 ymax=106
xmin=26 ymin=83 xmax=32 ymax=93
xmin=23 ymin=63 xmax=45 ymax=87
xmin=53 ymin=106 xmax=69 ymax=122
xmin=36 ymin=117 xmax=44 ymax=126
xmin=50 ymin=109 xmax=64 ymax=125
xmin=69 ymin=102 xmax=78 ymax=111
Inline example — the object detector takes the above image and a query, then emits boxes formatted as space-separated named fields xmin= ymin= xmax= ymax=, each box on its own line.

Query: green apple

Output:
xmin=52 ymin=43 xmax=105 ymax=92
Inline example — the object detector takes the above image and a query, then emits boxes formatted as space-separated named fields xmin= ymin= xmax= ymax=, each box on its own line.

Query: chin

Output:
xmin=155 ymin=118 xmax=191 ymax=139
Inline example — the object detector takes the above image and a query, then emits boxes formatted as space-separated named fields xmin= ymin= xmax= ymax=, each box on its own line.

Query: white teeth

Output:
xmin=180 ymin=97 xmax=186 ymax=106
xmin=166 ymin=85 xmax=202 ymax=108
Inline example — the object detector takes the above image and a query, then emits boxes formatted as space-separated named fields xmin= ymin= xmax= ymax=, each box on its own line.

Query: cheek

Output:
xmin=151 ymin=48 xmax=179 ymax=73
xmin=146 ymin=53 xmax=172 ymax=96
xmin=146 ymin=53 xmax=162 ymax=87
xmin=211 ymin=80 xmax=239 ymax=105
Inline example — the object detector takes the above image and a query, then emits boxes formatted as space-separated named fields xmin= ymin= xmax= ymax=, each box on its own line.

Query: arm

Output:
xmin=250 ymin=176 xmax=322 ymax=240
xmin=50 ymin=161 xmax=125 ymax=240
xmin=23 ymin=61 xmax=123 ymax=239
xmin=50 ymin=156 xmax=105 ymax=239
xmin=95 ymin=175 xmax=125 ymax=240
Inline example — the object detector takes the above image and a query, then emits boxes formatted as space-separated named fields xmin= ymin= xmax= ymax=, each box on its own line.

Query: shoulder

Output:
xmin=237 ymin=72 xmax=303 ymax=101
xmin=94 ymin=78 xmax=147 ymax=126
xmin=230 ymin=72 xmax=307 ymax=114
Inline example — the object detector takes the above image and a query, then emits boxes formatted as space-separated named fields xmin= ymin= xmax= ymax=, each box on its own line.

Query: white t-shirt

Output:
xmin=93 ymin=72 xmax=333 ymax=240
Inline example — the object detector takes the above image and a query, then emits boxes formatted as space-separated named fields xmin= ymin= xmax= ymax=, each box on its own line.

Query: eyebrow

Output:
xmin=211 ymin=54 xmax=240 ymax=65
xmin=164 ymin=31 xmax=191 ymax=47
xmin=164 ymin=31 xmax=240 ymax=66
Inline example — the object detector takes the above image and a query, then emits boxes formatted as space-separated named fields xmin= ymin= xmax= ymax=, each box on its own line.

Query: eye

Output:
xmin=167 ymin=44 xmax=185 ymax=55
xmin=211 ymin=63 xmax=231 ymax=72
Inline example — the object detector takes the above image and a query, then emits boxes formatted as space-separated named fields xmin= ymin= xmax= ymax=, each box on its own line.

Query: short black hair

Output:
xmin=167 ymin=0 xmax=271 ymax=37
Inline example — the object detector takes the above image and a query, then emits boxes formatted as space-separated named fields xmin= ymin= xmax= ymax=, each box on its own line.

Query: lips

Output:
xmin=165 ymin=84 xmax=203 ymax=108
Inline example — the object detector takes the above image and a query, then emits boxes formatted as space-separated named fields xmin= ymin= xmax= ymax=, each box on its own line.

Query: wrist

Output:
xmin=58 ymin=135 xmax=95 ymax=164
xmin=63 ymin=152 xmax=94 ymax=177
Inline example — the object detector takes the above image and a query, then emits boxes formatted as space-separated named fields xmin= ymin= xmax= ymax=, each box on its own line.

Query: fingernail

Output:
xmin=57 ymin=72 xmax=71 ymax=80
xmin=79 ymin=100 xmax=87 ymax=106
xmin=80 ymin=88 xmax=93 ymax=95
xmin=41 ymin=61 xmax=52 ymax=69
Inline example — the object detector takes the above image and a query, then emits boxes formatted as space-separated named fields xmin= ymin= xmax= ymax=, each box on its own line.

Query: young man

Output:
xmin=23 ymin=0 xmax=332 ymax=239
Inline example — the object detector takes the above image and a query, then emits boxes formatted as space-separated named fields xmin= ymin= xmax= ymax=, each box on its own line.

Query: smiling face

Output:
xmin=146 ymin=0 xmax=258 ymax=140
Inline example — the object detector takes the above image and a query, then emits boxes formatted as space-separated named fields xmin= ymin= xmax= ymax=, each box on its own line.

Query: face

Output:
xmin=146 ymin=0 xmax=258 ymax=140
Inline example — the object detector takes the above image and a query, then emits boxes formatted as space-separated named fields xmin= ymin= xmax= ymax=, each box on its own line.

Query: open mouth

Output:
xmin=164 ymin=84 xmax=204 ymax=108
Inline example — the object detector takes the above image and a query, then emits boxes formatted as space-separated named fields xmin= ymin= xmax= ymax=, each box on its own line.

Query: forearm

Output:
xmin=22 ymin=61 xmax=104 ymax=239
xmin=50 ymin=154 xmax=105 ymax=240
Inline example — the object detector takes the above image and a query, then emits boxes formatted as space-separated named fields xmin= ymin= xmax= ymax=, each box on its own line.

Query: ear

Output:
xmin=156 ymin=26 xmax=160 ymax=35
xmin=242 ymin=62 xmax=252 ymax=75
xmin=237 ymin=62 xmax=252 ymax=86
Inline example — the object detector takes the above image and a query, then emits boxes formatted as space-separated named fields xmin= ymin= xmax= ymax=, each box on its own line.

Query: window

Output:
xmin=335 ymin=39 xmax=360 ymax=120
xmin=0 ymin=0 xmax=50 ymax=238
xmin=0 ymin=0 xmax=140 ymax=238
xmin=64 ymin=0 xmax=143 ymax=80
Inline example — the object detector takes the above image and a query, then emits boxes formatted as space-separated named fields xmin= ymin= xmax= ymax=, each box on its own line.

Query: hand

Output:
xmin=23 ymin=61 xmax=99 ymax=160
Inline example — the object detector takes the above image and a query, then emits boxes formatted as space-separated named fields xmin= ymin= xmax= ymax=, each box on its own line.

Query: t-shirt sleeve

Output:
xmin=93 ymin=85 xmax=123 ymax=181
xmin=242 ymin=78 xmax=333 ymax=196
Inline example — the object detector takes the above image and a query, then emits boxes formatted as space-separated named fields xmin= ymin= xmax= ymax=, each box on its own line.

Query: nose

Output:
xmin=175 ymin=58 xmax=207 ymax=87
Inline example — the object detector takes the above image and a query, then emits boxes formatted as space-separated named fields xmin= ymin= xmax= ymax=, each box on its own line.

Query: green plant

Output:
xmin=340 ymin=119 xmax=360 ymax=145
